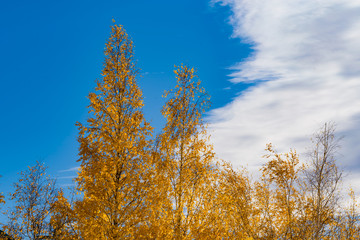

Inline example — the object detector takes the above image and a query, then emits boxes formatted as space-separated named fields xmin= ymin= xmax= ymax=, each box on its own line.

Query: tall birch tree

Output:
xmin=151 ymin=65 xmax=219 ymax=239
xmin=73 ymin=23 xmax=153 ymax=239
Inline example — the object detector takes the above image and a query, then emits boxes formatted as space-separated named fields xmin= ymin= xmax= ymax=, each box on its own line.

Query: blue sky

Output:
xmin=2 ymin=0 xmax=360 ymax=215
xmin=0 ymin=0 xmax=250 ymax=197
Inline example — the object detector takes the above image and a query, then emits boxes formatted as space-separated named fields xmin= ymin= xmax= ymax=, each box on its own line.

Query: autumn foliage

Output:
xmin=2 ymin=23 xmax=360 ymax=240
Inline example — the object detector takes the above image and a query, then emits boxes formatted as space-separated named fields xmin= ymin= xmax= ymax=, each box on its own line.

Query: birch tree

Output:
xmin=152 ymin=65 xmax=219 ymax=239
xmin=4 ymin=162 xmax=58 ymax=240
xmin=72 ymin=23 xmax=153 ymax=239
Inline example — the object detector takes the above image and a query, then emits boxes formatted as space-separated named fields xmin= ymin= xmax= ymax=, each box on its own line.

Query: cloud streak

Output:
xmin=59 ymin=166 xmax=80 ymax=173
xmin=209 ymin=0 xmax=360 ymax=182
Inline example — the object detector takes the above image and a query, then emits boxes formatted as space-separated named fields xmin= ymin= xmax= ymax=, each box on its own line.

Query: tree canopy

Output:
xmin=1 ymin=23 xmax=359 ymax=240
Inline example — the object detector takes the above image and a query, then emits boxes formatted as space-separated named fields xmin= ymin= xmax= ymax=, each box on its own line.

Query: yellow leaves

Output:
xmin=262 ymin=143 xmax=300 ymax=187
xmin=70 ymin=22 xmax=154 ymax=240
xmin=0 ymin=193 xmax=4 ymax=205
xmin=4 ymin=21 xmax=351 ymax=240
xmin=4 ymin=161 xmax=59 ymax=239
xmin=150 ymin=65 xmax=219 ymax=239
xmin=217 ymin=144 xmax=307 ymax=239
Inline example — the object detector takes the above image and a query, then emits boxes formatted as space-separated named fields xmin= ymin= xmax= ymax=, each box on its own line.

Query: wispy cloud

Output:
xmin=209 ymin=0 xmax=360 ymax=184
xmin=59 ymin=183 xmax=76 ymax=188
xmin=59 ymin=166 xmax=80 ymax=173
xmin=57 ymin=175 xmax=77 ymax=179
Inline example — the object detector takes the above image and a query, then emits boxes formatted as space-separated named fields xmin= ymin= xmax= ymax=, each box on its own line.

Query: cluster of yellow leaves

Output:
xmin=213 ymin=140 xmax=360 ymax=240
xmin=0 ymin=195 xmax=4 ymax=206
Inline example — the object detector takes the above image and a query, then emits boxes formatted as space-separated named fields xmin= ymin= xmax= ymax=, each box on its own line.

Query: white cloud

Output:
xmin=209 ymin=0 xmax=360 ymax=186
